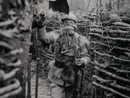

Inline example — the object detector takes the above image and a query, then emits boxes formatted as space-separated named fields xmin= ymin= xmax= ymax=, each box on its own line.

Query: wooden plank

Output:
xmin=27 ymin=53 xmax=32 ymax=98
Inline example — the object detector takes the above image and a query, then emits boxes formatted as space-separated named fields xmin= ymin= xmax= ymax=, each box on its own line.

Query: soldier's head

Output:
xmin=61 ymin=13 xmax=77 ymax=31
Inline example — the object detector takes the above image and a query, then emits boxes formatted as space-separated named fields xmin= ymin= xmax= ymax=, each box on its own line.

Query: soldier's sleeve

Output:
xmin=80 ymin=36 xmax=90 ymax=66
xmin=37 ymin=26 xmax=59 ymax=43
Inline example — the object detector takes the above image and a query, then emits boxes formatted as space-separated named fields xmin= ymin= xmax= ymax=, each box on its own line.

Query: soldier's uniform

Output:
xmin=38 ymin=13 xmax=90 ymax=98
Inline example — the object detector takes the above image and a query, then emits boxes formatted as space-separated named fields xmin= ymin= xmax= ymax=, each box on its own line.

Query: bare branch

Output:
xmin=94 ymin=50 xmax=130 ymax=63
xmin=92 ymin=82 xmax=130 ymax=98
xmin=0 ymin=87 xmax=22 ymax=98
xmin=92 ymin=75 xmax=113 ymax=83
xmin=3 ymin=68 xmax=19 ymax=81
xmin=0 ymin=78 xmax=20 ymax=95
xmin=90 ymin=28 xmax=130 ymax=34
xmin=89 ymin=33 xmax=130 ymax=42
xmin=91 ymin=41 xmax=130 ymax=52
xmin=93 ymin=75 xmax=130 ymax=91
xmin=95 ymin=66 xmax=130 ymax=83
xmin=112 ymin=22 xmax=130 ymax=27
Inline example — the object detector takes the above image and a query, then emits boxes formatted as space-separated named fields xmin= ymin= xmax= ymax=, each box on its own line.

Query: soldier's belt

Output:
xmin=54 ymin=59 xmax=75 ymax=68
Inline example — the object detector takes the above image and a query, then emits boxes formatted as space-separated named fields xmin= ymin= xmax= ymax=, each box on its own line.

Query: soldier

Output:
xmin=37 ymin=12 xmax=90 ymax=98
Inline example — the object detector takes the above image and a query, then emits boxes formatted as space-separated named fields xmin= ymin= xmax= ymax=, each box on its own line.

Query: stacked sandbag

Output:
xmin=90 ymin=15 xmax=130 ymax=98
xmin=0 ymin=0 xmax=27 ymax=98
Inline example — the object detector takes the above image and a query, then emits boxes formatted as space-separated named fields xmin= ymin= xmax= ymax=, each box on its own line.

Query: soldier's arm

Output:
xmin=37 ymin=26 xmax=59 ymax=44
xmin=80 ymin=37 xmax=90 ymax=68
xmin=80 ymin=47 xmax=90 ymax=65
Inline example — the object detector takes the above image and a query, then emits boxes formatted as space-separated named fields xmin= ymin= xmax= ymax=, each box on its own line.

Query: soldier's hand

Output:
xmin=32 ymin=19 xmax=47 ymax=29
xmin=75 ymin=59 xmax=85 ymax=68
xmin=32 ymin=13 xmax=47 ymax=29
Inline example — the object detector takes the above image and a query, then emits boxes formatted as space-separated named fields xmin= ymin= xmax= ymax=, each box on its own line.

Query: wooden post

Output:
xmin=117 ymin=0 xmax=120 ymax=11
xmin=86 ymin=0 xmax=91 ymax=13
xmin=27 ymin=53 xmax=32 ymax=98
xmin=33 ymin=28 xmax=41 ymax=98
xmin=35 ymin=58 xmax=40 ymax=98
xmin=97 ymin=0 xmax=98 ymax=13
xmin=96 ymin=0 xmax=99 ymax=24
xmin=109 ymin=0 xmax=112 ymax=11
xmin=100 ymin=0 xmax=102 ymax=11
xmin=94 ymin=37 xmax=98 ymax=98
xmin=23 ymin=60 xmax=27 ymax=98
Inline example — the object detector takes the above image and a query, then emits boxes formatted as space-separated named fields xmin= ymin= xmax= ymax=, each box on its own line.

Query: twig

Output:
xmin=110 ymin=83 xmax=130 ymax=92
xmin=95 ymin=66 xmax=130 ymax=83
xmin=117 ymin=70 xmax=130 ymax=73
xmin=7 ymin=59 xmax=21 ymax=67
xmin=92 ymin=75 xmax=113 ymax=83
xmin=0 ymin=20 xmax=14 ymax=27
xmin=93 ymin=61 xmax=109 ymax=68
xmin=90 ymin=61 xmax=121 ymax=67
xmin=94 ymin=50 xmax=130 ymax=63
xmin=93 ymin=75 xmax=130 ymax=91
xmin=92 ymin=82 xmax=130 ymax=98
xmin=2 ymin=48 xmax=23 ymax=57
xmin=90 ymin=28 xmax=103 ymax=33
xmin=112 ymin=22 xmax=130 ymax=27
xmin=91 ymin=41 xmax=130 ymax=52
xmin=90 ymin=28 xmax=130 ymax=34
xmin=0 ymin=28 xmax=18 ymax=38
xmin=106 ymin=26 xmax=130 ymax=30
xmin=109 ymin=67 xmax=130 ymax=73
xmin=3 ymin=68 xmax=19 ymax=81
xmin=0 ymin=41 xmax=13 ymax=49
xmin=0 ymin=87 xmax=22 ymax=98
xmin=0 ymin=78 xmax=20 ymax=94
xmin=89 ymin=33 xmax=130 ymax=42
xmin=109 ymin=67 xmax=119 ymax=70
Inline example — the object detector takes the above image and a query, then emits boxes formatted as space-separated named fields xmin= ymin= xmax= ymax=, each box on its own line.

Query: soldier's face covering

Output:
xmin=63 ymin=20 xmax=77 ymax=30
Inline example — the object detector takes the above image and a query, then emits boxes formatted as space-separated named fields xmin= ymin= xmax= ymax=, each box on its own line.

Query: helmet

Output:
xmin=61 ymin=13 xmax=77 ymax=23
